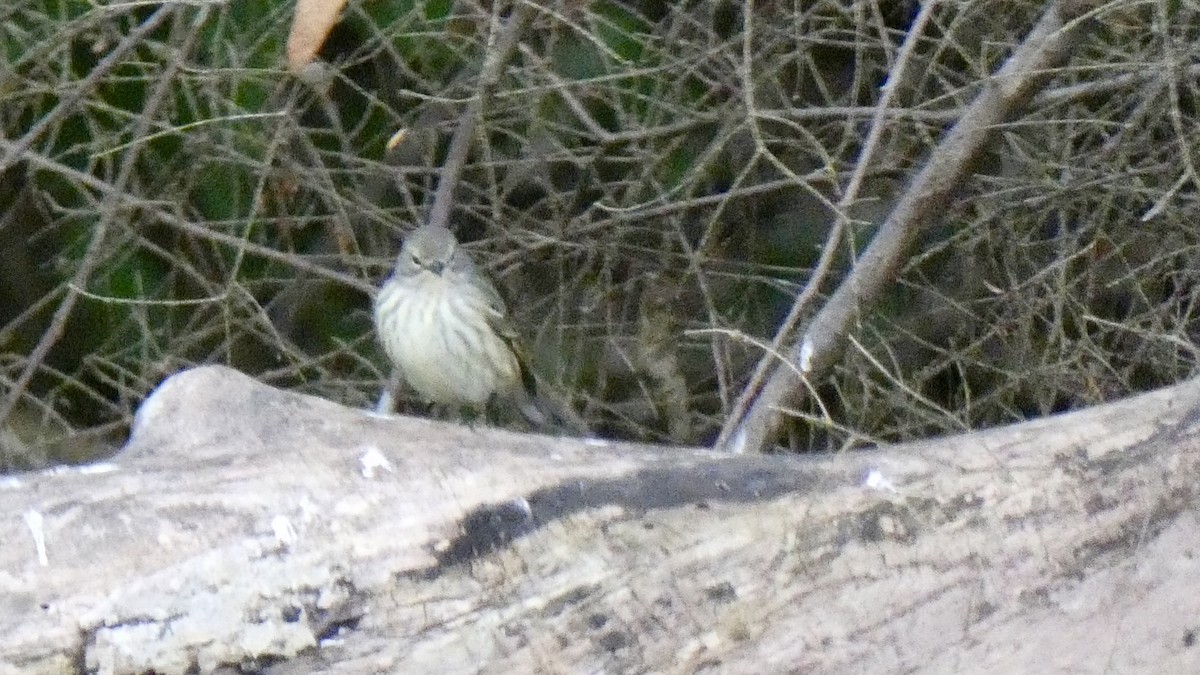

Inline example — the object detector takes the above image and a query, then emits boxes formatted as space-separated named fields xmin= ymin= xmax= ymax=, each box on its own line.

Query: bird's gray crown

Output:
xmin=399 ymin=225 xmax=460 ymax=275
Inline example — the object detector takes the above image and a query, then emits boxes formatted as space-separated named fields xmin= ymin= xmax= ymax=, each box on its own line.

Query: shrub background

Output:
xmin=2 ymin=0 xmax=1198 ymax=468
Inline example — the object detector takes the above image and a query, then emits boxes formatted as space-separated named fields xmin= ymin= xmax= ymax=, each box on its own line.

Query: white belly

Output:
xmin=374 ymin=275 xmax=519 ymax=407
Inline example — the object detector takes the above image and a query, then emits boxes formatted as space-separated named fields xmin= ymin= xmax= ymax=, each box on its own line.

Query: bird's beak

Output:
xmin=428 ymin=261 xmax=445 ymax=275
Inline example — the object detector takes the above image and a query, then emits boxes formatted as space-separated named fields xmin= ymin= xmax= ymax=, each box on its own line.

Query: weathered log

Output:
xmin=2 ymin=365 xmax=1198 ymax=674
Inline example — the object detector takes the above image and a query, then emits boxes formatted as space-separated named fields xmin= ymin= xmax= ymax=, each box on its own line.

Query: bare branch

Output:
xmin=716 ymin=2 xmax=1097 ymax=453
xmin=424 ymin=2 xmax=532 ymax=235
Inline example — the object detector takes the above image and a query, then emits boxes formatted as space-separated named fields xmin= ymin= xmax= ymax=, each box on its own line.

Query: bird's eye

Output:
xmin=410 ymin=253 xmax=421 ymax=266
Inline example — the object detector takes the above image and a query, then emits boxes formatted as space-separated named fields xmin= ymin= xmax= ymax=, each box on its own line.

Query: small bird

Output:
xmin=373 ymin=225 xmax=571 ymax=430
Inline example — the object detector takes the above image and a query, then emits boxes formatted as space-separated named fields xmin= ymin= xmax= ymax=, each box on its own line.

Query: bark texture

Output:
xmin=2 ymin=365 xmax=1198 ymax=673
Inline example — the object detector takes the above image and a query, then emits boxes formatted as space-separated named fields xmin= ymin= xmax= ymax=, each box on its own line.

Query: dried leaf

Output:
xmin=286 ymin=0 xmax=348 ymax=73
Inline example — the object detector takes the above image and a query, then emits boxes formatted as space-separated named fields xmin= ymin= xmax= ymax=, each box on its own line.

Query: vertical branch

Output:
xmin=423 ymin=1 xmax=532 ymax=235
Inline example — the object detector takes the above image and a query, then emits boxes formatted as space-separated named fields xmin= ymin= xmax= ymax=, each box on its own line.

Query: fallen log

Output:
xmin=2 ymin=365 xmax=1198 ymax=673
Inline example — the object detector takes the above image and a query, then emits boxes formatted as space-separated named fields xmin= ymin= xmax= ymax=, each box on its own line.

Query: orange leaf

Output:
xmin=286 ymin=0 xmax=348 ymax=73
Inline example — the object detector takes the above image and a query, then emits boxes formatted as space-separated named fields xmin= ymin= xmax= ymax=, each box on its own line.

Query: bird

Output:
xmin=373 ymin=224 xmax=576 ymax=431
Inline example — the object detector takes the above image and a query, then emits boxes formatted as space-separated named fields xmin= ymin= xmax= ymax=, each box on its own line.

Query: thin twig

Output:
xmin=0 ymin=5 xmax=192 ymax=428
xmin=716 ymin=2 xmax=1095 ymax=454
xmin=715 ymin=0 xmax=942 ymax=451
xmin=0 ymin=137 xmax=373 ymax=294
xmin=0 ymin=5 xmax=175 ymax=172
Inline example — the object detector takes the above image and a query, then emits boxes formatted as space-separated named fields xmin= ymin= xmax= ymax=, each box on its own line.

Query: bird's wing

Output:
xmin=461 ymin=257 xmax=589 ymax=434
xmin=458 ymin=258 xmax=539 ymax=398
